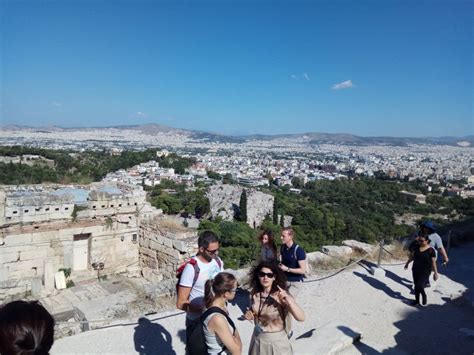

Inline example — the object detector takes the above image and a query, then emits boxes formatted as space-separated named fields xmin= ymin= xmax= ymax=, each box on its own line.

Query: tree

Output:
xmin=238 ymin=189 xmax=247 ymax=222
xmin=273 ymin=198 xmax=279 ymax=224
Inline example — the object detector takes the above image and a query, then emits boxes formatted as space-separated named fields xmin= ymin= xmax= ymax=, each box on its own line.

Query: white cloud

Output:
xmin=51 ymin=101 xmax=62 ymax=108
xmin=133 ymin=111 xmax=148 ymax=118
xmin=332 ymin=80 xmax=355 ymax=90
xmin=291 ymin=74 xmax=298 ymax=80
xmin=303 ymin=73 xmax=310 ymax=81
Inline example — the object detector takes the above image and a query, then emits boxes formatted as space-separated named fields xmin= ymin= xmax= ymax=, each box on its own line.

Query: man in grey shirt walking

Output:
xmin=420 ymin=220 xmax=449 ymax=266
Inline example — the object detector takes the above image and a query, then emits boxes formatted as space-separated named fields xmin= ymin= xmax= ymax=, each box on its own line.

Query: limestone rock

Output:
xmin=342 ymin=240 xmax=375 ymax=255
xmin=322 ymin=245 xmax=353 ymax=257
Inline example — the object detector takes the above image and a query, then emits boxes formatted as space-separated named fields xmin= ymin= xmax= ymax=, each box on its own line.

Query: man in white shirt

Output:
xmin=176 ymin=231 xmax=224 ymax=349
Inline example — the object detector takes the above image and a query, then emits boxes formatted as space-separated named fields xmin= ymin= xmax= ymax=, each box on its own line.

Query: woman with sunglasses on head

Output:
xmin=405 ymin=233 xmax=439 ymax=306
xmin=244 ymin=260 xmax=304 ymax=355
xmin=203 ymin=272 xmax=242 ymax=355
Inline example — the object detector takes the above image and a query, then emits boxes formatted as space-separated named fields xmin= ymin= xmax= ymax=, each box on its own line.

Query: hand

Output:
xmin=244 ymin=308 xmax=254 ymax=321
xmin=442 ymin=258 xmax=449 ymax=266
xmin=434 ymin=272 xmax=439 ymax=281
xmin=277 ymin=285 xmax=293 ymax=306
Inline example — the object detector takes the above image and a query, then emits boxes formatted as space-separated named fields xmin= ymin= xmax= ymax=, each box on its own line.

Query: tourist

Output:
xmin=405 ymin=234 xmax=439 ymax=305
xmin=0 ymin=300 xmax=55 ymax=355
xmin=259 ymin=230 xmax=277 ymax=262
xmin=202 ymin=272 xmax=242 ymax=354
xmin=244 ymin=260 xmax=305 ymax=355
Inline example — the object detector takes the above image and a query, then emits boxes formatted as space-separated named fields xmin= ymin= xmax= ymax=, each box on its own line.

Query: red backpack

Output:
xmin=176 ymin=257 xmax=222 ymax=293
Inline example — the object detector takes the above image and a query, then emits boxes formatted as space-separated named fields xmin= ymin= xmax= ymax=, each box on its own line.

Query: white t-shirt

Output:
xmin=428 ymin=232 xmax=444 ymax=259
xmin=179 ymin=256 xmax=224 ymax=320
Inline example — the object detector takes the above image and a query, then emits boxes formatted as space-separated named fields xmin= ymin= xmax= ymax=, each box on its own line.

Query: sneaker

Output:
xmin=422 ymin=296 xmax=427 ymax=305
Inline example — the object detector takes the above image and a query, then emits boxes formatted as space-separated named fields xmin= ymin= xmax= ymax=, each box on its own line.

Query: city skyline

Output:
xmin=1 ymin=1 xmax=472 ymax=137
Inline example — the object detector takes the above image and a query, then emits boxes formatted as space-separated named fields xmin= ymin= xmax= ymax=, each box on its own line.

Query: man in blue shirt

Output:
xmin=279 ymin=227 xmax=307 ymax=339
xmin=279 ymin=227 xmax=307 ymax=295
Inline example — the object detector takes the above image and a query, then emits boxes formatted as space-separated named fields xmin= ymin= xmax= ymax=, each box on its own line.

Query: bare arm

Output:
xmin=432 ymin=256 xmax=439 ymax=280
xmin=276 ymin=286 xmax=305 ymax=322
xmin=287 ymin=297 xmax=305 ymax=322
xmin=439 ymin=247 xmax=449 ymax=264
xmin=208 ymin=315 xmax=242 ymax=355
xmin=279 ymin=259 xmax=307 ymax=275
xmin=404 ymin=252 xmax=414 ymax=269
xmin=176 ymin=286 xmax=203 ymax=313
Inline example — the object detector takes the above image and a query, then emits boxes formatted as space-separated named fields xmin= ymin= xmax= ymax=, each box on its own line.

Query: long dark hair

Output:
xmin=259 ymin=230 xmax=277 ymax=256
xmin=204 ymin=272 xmax=237 ymax=308
xmin=248 ymin=260 xmax=287 ymax=296
xmin=0 ymin=300 xmax=55 ymax=355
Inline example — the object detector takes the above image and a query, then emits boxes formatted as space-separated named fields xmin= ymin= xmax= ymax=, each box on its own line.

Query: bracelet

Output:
xmin=287 ymin=267 xmax=290 ymax=272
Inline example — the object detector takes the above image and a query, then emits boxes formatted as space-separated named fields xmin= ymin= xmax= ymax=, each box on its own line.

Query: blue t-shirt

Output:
xmin=280 ymin=243 xmax=306 ymax=281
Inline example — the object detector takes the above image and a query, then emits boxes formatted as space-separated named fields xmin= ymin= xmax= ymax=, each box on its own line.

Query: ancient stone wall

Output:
xmin=138 ymin=220 xmax=196 ymax=292
xmin=0 ymin=220 xmax=140 ymax=301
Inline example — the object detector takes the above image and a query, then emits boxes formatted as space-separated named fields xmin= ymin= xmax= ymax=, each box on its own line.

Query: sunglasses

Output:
xmin=205 ymin=247 xmax=219 ymax=255
xmin=258 ymin=271 xmax=275 ymax=278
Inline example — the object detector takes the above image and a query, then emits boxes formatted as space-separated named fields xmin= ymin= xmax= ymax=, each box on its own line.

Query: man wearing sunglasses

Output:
xmin=176 ymin=231 xmax=224 ymax=351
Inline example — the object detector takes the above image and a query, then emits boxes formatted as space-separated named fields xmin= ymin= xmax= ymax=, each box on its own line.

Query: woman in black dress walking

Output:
xmin=404 ymin=234 xmax=439 ymax=305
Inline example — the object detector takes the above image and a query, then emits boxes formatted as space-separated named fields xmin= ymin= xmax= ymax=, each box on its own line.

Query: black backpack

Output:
xmin=187 ymin=306 xmax=236 ymax=355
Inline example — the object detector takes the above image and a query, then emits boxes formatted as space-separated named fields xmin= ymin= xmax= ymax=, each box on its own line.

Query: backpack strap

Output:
xmin=215 ymin=257 xmax=223 ymax=270
xmin=189 ymin=258 xmax=200 ymax=287
xmin=294 ymin=244 xmax=299 ymax=259
xmin=201 ymin=306 xmax=236 ymax=333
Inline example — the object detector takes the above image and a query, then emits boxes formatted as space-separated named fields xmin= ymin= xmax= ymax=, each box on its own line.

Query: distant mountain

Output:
xmin=1 ymin=124 xmax=472 ymax=147
xmin=245 ymin=132 xmax=474 ymax=147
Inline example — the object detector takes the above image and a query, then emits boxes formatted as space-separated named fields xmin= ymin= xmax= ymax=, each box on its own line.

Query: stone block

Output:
xmin=172 ymin=240 xmax=187 ymax=253
xmin=5 ymin=233 xmax=32 ymax=246
xmin=292 ymin=320 xmax=361 ymax=355
xmin=31 ymin=277 xmax=43 ymax=296
xmin=342 ymin=240 xmax=375 ymax=255
xmin=44 ymin=259 xmax=55 ymax=291
xmin=0 ymin=251 xmax=20 ymax=263
xmin=55 ymin=271 xmax=67 ymax=290
xmin=370 ymin=266 xmax=385 ymax=279
xmin=162 ymin=237 xmax=173 ymax=249
xmin=322 ymin=245 xmax=353 ymax=257
xmin=20 ymin=248 xmax=48 ymax=261
xmin=307 ymin=251 xmax=333 ymax=263
xmin=0 ymin=267 xmax=9 ymax=282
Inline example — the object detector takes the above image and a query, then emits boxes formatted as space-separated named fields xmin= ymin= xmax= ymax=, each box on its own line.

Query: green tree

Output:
xmin=272 ymin=198 xmax=279 ymax=224
xmin=238 ymin=189 xmax=247 ymax=222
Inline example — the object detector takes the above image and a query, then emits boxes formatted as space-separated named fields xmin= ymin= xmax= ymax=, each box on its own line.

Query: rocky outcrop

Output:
xmin=207 ymin=184 xmax=274 ymax=228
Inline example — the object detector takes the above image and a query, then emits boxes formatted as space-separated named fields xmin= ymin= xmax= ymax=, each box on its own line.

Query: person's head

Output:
xmin=280 ymin=227 xmax=294 ymax=246
xmin=204 ymin=272 xmax=238 ymax=308
xmin=0 ymin=300 xmax=55 ymax=355
xmin=198 ymin=230 xmax=220 ymax=262
xmin=420 ymin=220 xmax=436 ymax=235
xmin=417 ymin=234 xmax=431 ymax=246
xmin=249 ymin=260 xmax=287 ymax=295
xmin=259 ymin=230 xmax=276 ymax=247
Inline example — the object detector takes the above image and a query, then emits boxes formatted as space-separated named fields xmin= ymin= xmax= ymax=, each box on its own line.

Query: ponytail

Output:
xmin=204 ymin=272 xmax=237 ymax=308
xmin=204 ymin=279 xmax=216 ymax=308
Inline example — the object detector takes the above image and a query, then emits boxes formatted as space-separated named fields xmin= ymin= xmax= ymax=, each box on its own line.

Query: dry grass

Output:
xmin=154 ymin=217 xmax=189 ymax=231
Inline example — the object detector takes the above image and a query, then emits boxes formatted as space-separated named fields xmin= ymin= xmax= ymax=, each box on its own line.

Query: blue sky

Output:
xmin=1 ymin=0 xmax=472 ymax=137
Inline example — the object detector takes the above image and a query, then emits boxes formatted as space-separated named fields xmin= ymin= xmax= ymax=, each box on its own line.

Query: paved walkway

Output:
xmin=51 ymin=242 xmax=474 ymax=354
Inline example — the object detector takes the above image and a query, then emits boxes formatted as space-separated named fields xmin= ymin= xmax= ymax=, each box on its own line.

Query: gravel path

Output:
xmin=51 ymin=243 xmax=474 ymax=355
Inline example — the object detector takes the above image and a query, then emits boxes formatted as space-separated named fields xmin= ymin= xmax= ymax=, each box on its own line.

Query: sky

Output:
xmin=1 ymin=0 xmax=472 ymax=137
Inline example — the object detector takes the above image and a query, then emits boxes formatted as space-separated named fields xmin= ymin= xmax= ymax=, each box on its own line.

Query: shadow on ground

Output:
xmin=134 ymin=317 xmax=176 ymax=355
